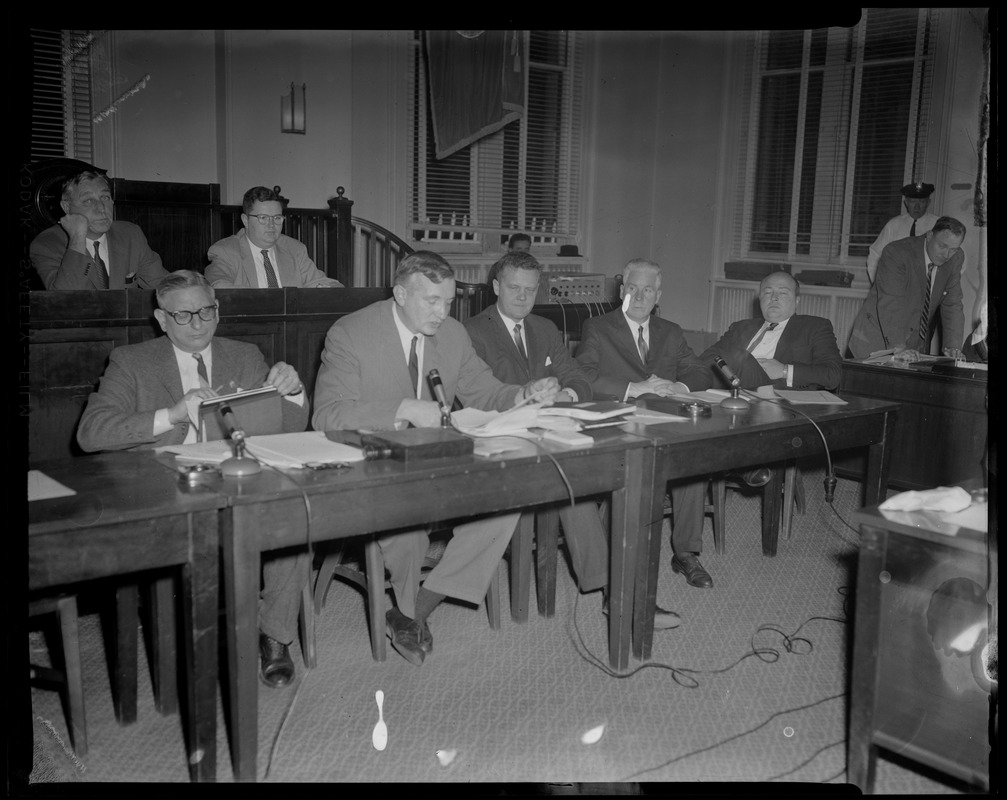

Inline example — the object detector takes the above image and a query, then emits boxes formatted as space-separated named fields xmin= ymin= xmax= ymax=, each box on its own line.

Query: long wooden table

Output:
xmin=28 ymin=452 xmax=223 ymax=782
xmin=625 ymin=396 xmax=899 ymax=661
xmin=208 ymin=430 xmax=653 ymax=782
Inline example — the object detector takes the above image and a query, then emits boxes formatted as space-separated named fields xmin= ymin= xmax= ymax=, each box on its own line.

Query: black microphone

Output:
xmin=215 ymin=402 xmax=261 ymax=476
xmin=712 ymin=356 xmax=750 ymax=411
xmin=428 ymin=369 xmax=452 ymax=428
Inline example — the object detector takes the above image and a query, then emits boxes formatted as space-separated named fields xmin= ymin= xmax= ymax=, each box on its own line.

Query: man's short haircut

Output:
xmin=507 ymin=233 xmax=532 ymax=249
xmin=931 ymin=216 xmax=967 ymax=239
xmin=393 ymin=251 xmax=455 ymax=287
xmin=62 ymin=171 xmax=110 ymax=202
xmin=155 ymin=270 xmax=215 ymax=307
xmin=759 ymin=270 xmax=800 ymax=296
xmin=493 ymin=251 xmax=542 ymax=277
xmin=622 ymin=258 xmax=662 ymax=287
xmin=242 ymin=186 xmax=282 ymax=214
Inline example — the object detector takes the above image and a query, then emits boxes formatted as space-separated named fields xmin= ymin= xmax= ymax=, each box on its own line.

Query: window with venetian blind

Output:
xmin=410 ymin=30 xmax=585 ymax=252
xmin=729 ymin=8 xmax=941 ymax=267
xmin=30 ymin=29 xmax=94 ymax=163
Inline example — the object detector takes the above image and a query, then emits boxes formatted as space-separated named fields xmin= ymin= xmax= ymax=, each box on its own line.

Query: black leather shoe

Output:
xmin=671 ymin=554 xmax=714 ymax=588
xmin=418 ymin=620 xmax=433 ymax=654
xmin=386 ymin=608 xmax=425 ymax=666
xmin=259 ymin=633 xmax=295 ymax=688
xmin=739 ymin=467 xmax=772 ymax=488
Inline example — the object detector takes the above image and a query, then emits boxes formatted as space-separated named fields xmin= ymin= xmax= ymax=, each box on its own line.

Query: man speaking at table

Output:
xmin=76 ymin=270 xmax=312 ymax=690
xmin=312 ymin=251 xmax=559 ymax=666
xmin=575 ymin=258 xmax=716 ymax=590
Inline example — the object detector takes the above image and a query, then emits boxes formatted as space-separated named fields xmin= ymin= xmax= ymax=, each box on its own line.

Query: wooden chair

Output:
xmin=29 ymin=595 xmax=87 ymax=756
xmin=313 ymin=532 xmax=504 ymax=662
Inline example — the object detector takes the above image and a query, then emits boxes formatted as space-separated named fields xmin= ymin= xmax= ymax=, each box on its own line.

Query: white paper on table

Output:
xmin=451 ymin=406 xmax=541 ymax=437
xmin=28 ymin=470 xmax=77 ymax=501
xmin=158 ymin=431 xmax=366 ymax=468
xmin=879 ymin=486 xmax=972 ymax=513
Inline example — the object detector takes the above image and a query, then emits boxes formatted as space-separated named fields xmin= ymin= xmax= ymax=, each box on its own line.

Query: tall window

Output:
xmin=30 ymin=29 xmax=94 ymax=163
xmin=410 ymin=31 xmax=584 ymax=252
xmin=731 ymin=9 xmax=940 ymax=266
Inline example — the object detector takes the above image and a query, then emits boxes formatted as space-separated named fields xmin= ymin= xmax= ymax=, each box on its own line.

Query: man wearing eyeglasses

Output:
xmin=205 ymin=186 xmax=343 ymax=288
xmin=30 ymin=171 xmax=168 ymax=290
xmin=77 ymin=270 xmax=311 ymax=689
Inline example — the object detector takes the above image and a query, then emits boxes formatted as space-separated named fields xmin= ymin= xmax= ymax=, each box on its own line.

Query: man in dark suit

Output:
xmin=848 ymin=216 xmax=966 ymax=362
xmin=313 ymin=251 xmax=559 ymax=666
xmin=465 ymin=252 xmax=679 ymax=627
xmin=576 ymin=258 xmax=716 ymax=589
xmin=700 ymin=271 xmax=842 ymax=390
xmin=77 ymin=270 xmax=311 ymax=689
xmin=30 ymin=171 xmax=168 ymax=290
xmin=205 ymin=186 xmax=343 ymax=288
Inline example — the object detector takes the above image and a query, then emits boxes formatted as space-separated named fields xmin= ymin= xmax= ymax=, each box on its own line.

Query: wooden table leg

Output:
xmin=863 ymin=408 xmax=898 ymax=507
xmin=509 ymin=513 xmax=533 ymax=622
xmin=222 ymin=508 xmax=261 ymax=782
xmin=180 ymin=509 xmax=218 ymax=782
xmin=633 ymin=448 xmax=662 ymax=662
xmin=536 ymin=508 xmax=560 ymax=618
xmin=761 ymin=467 xmax=784 ymax=556
xmin=114 ymin=583 xmax=138 ymax=725
xmin=148 ymin=576 xmax=178 ymax=716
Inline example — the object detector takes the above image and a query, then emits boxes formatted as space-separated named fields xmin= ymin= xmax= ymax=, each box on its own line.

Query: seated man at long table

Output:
xmin=699 ymin=271 xmax=842 ymax=391
xmin=575 ymin=258 xmax=716 ymax=590
xmin=312 ymin=251 xmax=559 ymax=667
xmin=466 ymin=251 xmax=680 ymax=629
xmin=30 ymin=170 xmax=168 ymax=290
xmin=76 ymin=270 xmax=312 ymax=690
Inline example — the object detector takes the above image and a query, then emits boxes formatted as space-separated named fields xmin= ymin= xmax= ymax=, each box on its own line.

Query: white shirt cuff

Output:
xmin=153 ymin=408 xmax=174 ymax=436
xmin=786 ymin=365 xmax=794 ymax=387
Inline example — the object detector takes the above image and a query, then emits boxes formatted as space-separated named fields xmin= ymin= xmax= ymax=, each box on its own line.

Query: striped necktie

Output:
xmin=92 ymin=241 xmax=109 ymax=289
xmin=746 ymin=322 xmax=778 ymax=353
xmin=637 ymin=325 xmax=648 ymax=364
xmin=919 ymin=263 xmax=935 ymax=350
xmin=192 ymin=353 xmax=209 ymax=441
xmin=261 ymin=249 xmax=280 ymax=288
xmin=408 ymin=336 xmax=419 ymax=398
xmin=513 ymin=323 xmax=528 ymax=362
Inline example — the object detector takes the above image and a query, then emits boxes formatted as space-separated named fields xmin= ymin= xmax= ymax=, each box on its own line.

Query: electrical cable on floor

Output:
xmin=765 ymin=739 xmax=846 ymax=782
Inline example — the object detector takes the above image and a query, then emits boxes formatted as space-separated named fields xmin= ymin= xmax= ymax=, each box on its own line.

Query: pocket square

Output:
xmin=545 ymin=356 xmax=552 ymax=366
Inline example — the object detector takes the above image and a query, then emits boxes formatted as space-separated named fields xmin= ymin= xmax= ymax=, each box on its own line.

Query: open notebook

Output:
xmin=157 ymin=431 xmax=367 ymax=468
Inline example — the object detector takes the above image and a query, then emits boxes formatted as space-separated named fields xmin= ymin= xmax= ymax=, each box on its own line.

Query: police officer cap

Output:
xmin=901 ymin=181 xmax=935 ymax=198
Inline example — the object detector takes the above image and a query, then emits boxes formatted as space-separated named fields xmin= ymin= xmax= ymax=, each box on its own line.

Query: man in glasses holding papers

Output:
xmin=77 ymin=270 xmax=312 ymax=689
xmin=205 ymin=185 xmax=343 ymax=288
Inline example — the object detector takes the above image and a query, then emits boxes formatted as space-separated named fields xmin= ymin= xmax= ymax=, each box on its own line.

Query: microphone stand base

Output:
xmin=720 ymin=396 xmax=751 ymax=412
xmin=221 ymin=455 xmax=262 ymax=477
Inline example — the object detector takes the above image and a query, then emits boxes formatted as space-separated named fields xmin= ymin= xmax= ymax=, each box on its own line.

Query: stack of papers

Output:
xmin=774 ymin=390 xmax=846 ymax=405
xmin=157 ymin=431 xmax=367 ymax=468
xmin=538 ymin=401 xmax=635 ymax=422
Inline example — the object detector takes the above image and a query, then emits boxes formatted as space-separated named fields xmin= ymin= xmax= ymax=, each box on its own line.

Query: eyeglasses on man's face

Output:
xmin=248 ymin=214 xmax=284 ymax=226
xmin=163 ymin=305 xmax=218 ymax=325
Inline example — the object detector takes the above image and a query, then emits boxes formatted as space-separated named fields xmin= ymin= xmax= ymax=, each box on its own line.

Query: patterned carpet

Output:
xmin=23 ymin=466 xmax=983 ymax=790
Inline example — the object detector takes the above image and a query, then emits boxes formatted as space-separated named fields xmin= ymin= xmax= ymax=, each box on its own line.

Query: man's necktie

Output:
xmin=746 ymin=322 xmax=778 ymax=353
xmin=637 ymin=325 xmax=649 ymax=364
xmin=93 ymin=241 xmax=109 ymax=289
xmin=261 ymin=249 xmax=280 ymax=288
xmin=919 ymin=263 xmax=935 ymax=349
xmin=910 ymin=220 xmax=917 ymax=237
xmin=513 ymin=323 xmax=528 ymax=362
xmin=408 ymin=335 xmax=419 ymax=398
xmin=192 ymin=354 xmax=209 ymax=442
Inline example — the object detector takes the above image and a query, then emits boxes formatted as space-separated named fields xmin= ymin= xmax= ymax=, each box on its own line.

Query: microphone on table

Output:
xmin=712 ymin=356 xmax=751 ymax=411
xmin=428 ymin=369 xmax=452 ymax=429
xmin=199 ymin=387 xmax=279 ymax=477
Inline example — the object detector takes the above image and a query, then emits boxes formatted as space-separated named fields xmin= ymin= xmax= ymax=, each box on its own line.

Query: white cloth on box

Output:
xmin=879 ymin=486 xmax=972 ymax=513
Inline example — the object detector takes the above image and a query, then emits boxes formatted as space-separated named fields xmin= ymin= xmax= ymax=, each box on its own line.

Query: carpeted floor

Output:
xmin=22 ymin=466 xmax=986 ymax=790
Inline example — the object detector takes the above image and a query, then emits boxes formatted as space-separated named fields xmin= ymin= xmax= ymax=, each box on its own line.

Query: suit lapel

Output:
xmin=385 ymin=302 xmax=423 ymax=399
xmin=104 ymin=225 xmax=126 ymax=287
xmin=238 ymin=231 xmax=262 ymax=288
xmin=152 ymin=337 xmax=186 ymax=403
xmin=611 ymin=313 xmax=644 ymax=366
xmin=274 ymin=237 xmax=298 ymax=286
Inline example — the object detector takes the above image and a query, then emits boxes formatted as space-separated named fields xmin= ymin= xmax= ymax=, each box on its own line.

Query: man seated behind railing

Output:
xmin=205 ymin=186 xmax=344 ymax=289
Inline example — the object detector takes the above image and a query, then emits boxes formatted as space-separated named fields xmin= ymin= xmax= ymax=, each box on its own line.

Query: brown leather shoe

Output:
xmin=671 ymin=554 xmax=714 ymax=588
xmin=729 ymin=467 xmax=772 ymax=488
xmin=259 ymin=633 xmax=295 ymax=688
xmin=386 ymin=608 xmax=425 ymax=666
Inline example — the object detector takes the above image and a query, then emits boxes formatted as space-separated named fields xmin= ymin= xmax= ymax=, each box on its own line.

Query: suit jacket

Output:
xmin=312 ymin=298 xmax=519 ymax=432
xmin=700 ymin=315 xmax=842 ymax=390
xmin=574 ymin=310 xmax=712 ymax=400
xmin=464 ymin=306 xmax=593 ymax=401
xmin=30 ymin=221 xmax=167 ymax=290
xmin=205 ymin=229 xmax=343 ymax=288
xmin=848 ymin=235 xmax=964 ymax=359
xmin=76 ymin=335 xmax=309 ymax=452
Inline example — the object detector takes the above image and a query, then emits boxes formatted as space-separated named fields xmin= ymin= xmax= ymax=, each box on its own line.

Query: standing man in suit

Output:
xmin=77 ymin=270 xmax=312 ymax=689
xmin=866 ymin=181 xmax=940 ymax=284
xmin=848 ymin=216 xmax=966 ymax=362
xmin=465 ymin=252 xmax=679 ymax=626
xmin=700 ymin=271 xmax=842 ymax=391
xmin=313 ymin=251 xmax=559 ymax=666
xmin=30 ymin=171 xmax=168 ymax=290
xmin=576 ymin=259 xmax=716 ymax=589
xmin=205 ymin=186 xmax=343 ymax=288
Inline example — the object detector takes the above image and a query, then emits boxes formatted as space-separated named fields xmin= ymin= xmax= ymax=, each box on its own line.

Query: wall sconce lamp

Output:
xmin=281 ymin=82 xmax=306 ymax=134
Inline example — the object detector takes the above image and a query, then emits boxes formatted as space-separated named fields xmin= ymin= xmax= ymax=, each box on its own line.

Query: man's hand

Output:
xmin=628 ymin=375 xmax=684 ymax=398
xmin=167 ymin=387 xmax=219 ymax=426
xmin=942 ymin=347 xmax=965 ymax=361
xmin=555 ymin=389 xmax=578 ymax=404
xmin=395 ymin=398 xmax=443 ymax=429
xmin=517 ymin=377 xmax=560 ymax=407
xmin=757 ymin=358 xmax=787 ymax=381
xmin=58 ymin=214 xmax=91 ymax=253
xmin=892 ymin=346 xmax=921 ymax=363
xmin=265 ymin=361 xmax=303 ymax=396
